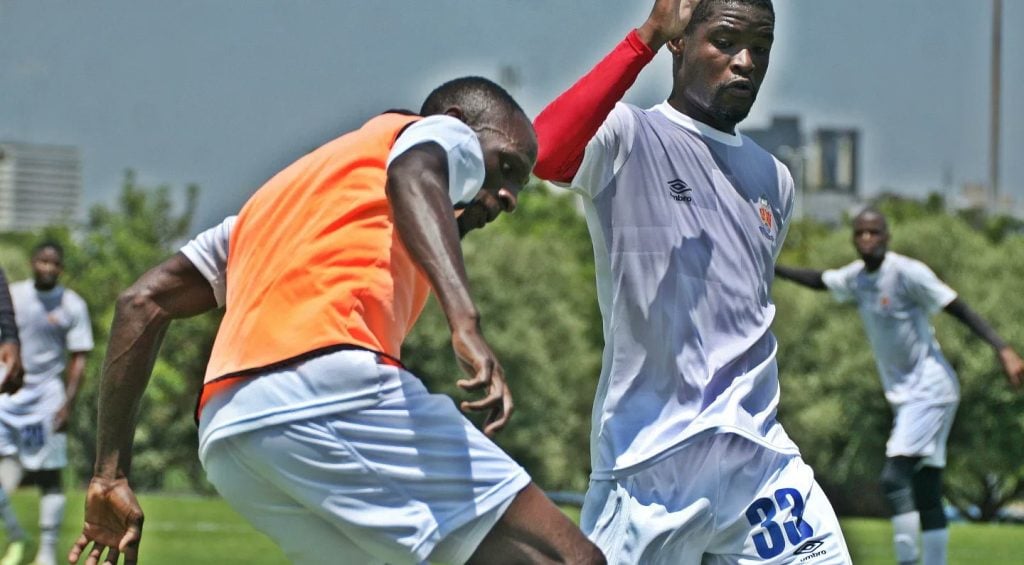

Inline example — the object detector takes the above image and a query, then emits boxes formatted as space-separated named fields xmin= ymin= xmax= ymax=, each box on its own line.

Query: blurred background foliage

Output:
xmin=1 ymin=178 xmax=1022 ymax=519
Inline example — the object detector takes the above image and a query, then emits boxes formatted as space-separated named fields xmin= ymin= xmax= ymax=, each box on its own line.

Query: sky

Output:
xmin=1 ymin=0 xmax=1021 ymax=233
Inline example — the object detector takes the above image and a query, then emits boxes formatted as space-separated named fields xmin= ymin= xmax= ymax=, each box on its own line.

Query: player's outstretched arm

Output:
xmin=70 ymin=253 xmax=219 ymax=565
xmin=533 ymin=0 xmax=699 ymax=183
xmin=774 ymin=265 xmax=827 ymax=290
xmin=0 ymin=267 xmax=23 ymax=394
xmin=387 ymin=144 xmax=512 ymax=436
xmin=944 ymin=298 xmax=1023 ymax=388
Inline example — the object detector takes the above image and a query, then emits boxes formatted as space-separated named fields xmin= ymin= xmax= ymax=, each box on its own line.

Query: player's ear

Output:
xmin=443 ymin=106 xmax=466 ymax=122
xmin=667 ymin=37 xmax=685 ymax=55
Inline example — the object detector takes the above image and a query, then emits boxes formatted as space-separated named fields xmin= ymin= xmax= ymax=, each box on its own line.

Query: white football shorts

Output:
xmin=886 ymin=401 xmax=958 ymax=467
xmin=581 ymin=432 xmax=851 ymax=564
xmin=201 ymin=355 xmax=531 ymax=565
xmin=0 ymin=376 xmax=67 ymax=470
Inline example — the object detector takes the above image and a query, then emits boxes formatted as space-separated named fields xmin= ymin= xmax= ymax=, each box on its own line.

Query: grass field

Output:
xmin=2 ymin=490 xmax=1020 ymax=564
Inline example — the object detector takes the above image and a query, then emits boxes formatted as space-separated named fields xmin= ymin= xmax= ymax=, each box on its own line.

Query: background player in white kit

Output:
xmin=0 ymin=242 xmax=93 ymax=565
xmin=532 ymin=0 xmax=850 ymax=562
xmin=775 ymin=208 xmax=1024 ymax=565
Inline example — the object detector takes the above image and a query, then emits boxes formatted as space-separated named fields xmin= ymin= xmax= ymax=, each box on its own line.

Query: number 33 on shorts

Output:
xmin=745 ymin=488 xmax=814 ymax=558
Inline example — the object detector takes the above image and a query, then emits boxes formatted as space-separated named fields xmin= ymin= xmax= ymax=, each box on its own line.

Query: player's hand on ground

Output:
xmin=69 ymin=477 xmax=144 ymax=565
xmin=451 ymin=325 xmax=514 ymax=436
xmin=637 ymin=0 xmax=701 ymax=49
xmin=998 ymin=346 xmax=1024 ymax=389
xmin=0 ymin=342 xmax=23 ymax=394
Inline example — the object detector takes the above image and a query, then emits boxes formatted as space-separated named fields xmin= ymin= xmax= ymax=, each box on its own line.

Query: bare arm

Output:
xmin=70 ymin=252 xmax=217 ymax=565
xmin=774 ymin=265 xmax=827 ymax=290
xmin=54 ymin=351 xmax=88 ymax=432
xmin=386 ymin=143 xmax=512 ymax=436
xmin=95 ymin=252 xmax=217 ymax=478
xmin=944 ymin=297 xmax=1022 ymax=388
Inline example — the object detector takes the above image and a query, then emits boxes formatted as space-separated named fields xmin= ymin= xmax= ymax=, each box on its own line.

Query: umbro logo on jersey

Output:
xmin=667 ymin=179 xmax=693 ymax=202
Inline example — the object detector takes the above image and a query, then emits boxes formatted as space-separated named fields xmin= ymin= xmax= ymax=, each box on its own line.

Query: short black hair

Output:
xmin=685 ymin=0 xmax=775 ymax=35
xmin=419 ymin=76 xmax=525 ymax=126
xmin=32 ymin=240 xmax=64 ymax=260
xmin=854 ymin=206 xmax=889 ymax=229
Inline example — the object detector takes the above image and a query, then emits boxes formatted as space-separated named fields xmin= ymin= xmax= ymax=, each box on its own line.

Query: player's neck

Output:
xmin=862 ymin=253 xmax=886 ymax=273
xmin=665 ymin=97 xmax=738 ymax=135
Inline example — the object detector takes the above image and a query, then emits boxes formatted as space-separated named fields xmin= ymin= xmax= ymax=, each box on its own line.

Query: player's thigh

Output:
xmin=709 ymin=454 xmax=850 ymax=564
xmin=465 ymin=483 xmax=603 ymax=565
xmin=886 ymin=402 xmax=955 ymax=461
xmin=203 ymin=434 xmax=381 ymax=565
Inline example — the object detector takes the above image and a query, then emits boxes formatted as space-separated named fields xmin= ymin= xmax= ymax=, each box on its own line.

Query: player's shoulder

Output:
xmin=59 ymin=286 xmax=89 ymax=310
xmin=887 ymin=252 xmax=930 ymax=273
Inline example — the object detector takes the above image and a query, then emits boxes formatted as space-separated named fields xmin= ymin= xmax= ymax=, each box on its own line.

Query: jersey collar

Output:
xmin=653 ymin=101 xmax=744 ymax=147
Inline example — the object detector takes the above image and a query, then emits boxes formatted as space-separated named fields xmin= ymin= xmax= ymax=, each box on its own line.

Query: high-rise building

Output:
xmin=0 ymin=142 xmax=81 ymax=232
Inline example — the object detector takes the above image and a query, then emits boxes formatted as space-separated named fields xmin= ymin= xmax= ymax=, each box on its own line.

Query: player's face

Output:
xmin=852 ymin=215 xmax=889 ymax=260
xmin=31 ymin=247 xmax=63 ymax=290
xmin=671 ymin=2 xmax=774 ymax=132
xmin=458 ymin=113 xmax=537 ymax=237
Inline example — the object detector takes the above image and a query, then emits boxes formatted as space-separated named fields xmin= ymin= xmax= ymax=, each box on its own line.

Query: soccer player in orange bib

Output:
xmin=70 ymin=77 xmax=604 ymax=565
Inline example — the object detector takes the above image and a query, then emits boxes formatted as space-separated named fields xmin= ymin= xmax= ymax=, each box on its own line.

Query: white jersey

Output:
xmin=8 ymin=281 xmax=92 ymax=388
xmin=572 ymin=102 xmax=797 ymax=478
xmin=182 ymin=116 xmax=489 ymax=446
xmin=822 ymin=252 xmax=959 ymax=405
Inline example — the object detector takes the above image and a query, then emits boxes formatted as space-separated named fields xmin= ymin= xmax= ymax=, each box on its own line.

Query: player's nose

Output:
xmin=497 ymin=187 xmax=518 ymax=213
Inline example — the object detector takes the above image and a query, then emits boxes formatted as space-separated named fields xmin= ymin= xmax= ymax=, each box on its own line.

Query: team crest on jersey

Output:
xmin=757 ymin=195 xmax=775 ymax=241
xmin=667 ymin=178 xmax=693 ymax=202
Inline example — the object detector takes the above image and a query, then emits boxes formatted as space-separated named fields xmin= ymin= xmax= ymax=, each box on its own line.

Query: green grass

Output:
xmin=0 ymin=490 xmax=1020 ymax=564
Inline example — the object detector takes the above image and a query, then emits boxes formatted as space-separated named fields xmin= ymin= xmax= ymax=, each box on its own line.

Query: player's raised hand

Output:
xmin=450 ymin=324 xmax=514 ymax=437
xmin=69 ymin=477 xmax=143 ymax=565
xmin=998 ymin=346 xmax=1024 ymax=389
xmin=637 ymin=0 xmax=702 ymax=50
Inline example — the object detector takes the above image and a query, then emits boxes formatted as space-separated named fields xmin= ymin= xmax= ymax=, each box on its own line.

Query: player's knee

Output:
xmin=880 ymin=458 xmax=916 ymax=515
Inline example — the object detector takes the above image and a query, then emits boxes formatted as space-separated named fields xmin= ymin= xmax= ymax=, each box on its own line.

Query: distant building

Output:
xmin=745 ymin=117 xmax=861 ymax=224
xmin=0 ymin=142 xmax=81 ymax=232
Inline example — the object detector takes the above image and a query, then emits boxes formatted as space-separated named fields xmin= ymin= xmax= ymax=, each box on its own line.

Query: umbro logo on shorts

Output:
xmin=794 ymin=539 xmax=828 ymax=562
xmin=667 ymin=178 xmax=693 ymax=202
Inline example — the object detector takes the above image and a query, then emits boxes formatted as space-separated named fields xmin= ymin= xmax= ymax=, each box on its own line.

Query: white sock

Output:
xmin=921 ymin=528 xmax=949 ymax=565
xmin=892 ymin=511 xmax=921 ymax=564
xmin=35 ymin=493 xmax=65 ymax=565
xmin=0 ymin=487 xmax=24 ymax=541
xmin=0 ymin=458 xmax=22 ymax=496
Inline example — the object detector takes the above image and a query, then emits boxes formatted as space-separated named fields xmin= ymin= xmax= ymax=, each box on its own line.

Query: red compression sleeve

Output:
xmin=533 ymin=30 xmax=657 ymax=183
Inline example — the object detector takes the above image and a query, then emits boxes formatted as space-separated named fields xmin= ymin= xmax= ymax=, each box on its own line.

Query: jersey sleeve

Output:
xmin=65 ymin=292 xmax=94 ymax=353
xmin=387 ymin=115 xmax=486 ymax=206
xmin=180 ymin=216 xmax=236 ymax=308
xmin=569 ymin=103 xmax=639 ymax=199
xmin=772 ymin=160 xmax=796 ymax=261
xmin=822 ymin=261 xmax=861 ymax=304
xmin=901 ymin=259 xmax=958 ymax=314
xmin=533 ymin=29 xmax=656 ymax=184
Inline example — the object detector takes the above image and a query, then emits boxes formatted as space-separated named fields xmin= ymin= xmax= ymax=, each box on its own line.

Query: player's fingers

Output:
xmin=68 ymin=534 xmax=91 ymax=563
xmin=84 ymin=544 xmax=106 ymax=565
xmin=460 ymin=379 xmax=503 ymax=412
xmin=103 ymin=548 xmax=120 ymax=565
xmin=483 ymin=384 xmax=514 ymax=436
xmin=120 ymin=527 xmax=142 ymax=564
xmin=456 ymin=362 xmax=493 ymax=392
